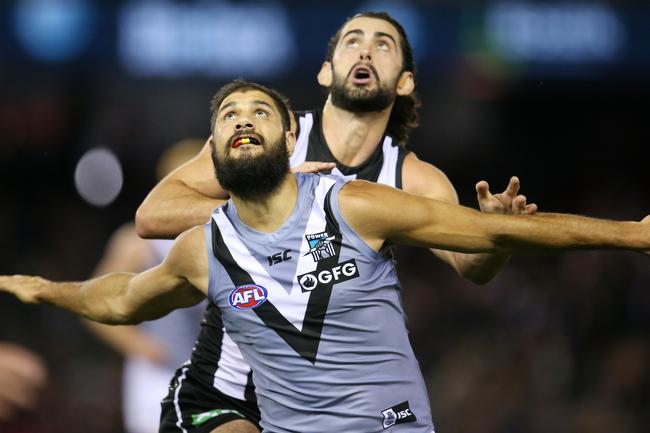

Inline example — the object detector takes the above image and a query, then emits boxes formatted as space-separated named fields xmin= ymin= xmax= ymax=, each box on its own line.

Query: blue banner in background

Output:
xmin=2 ymin=0 xmax=650 ymax=80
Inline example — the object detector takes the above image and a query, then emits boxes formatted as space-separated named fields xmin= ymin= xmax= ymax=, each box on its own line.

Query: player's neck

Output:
xmin=321 ymin=97 xmax=391 ymax=167
xmin=230 ymin=173 xmax=298 ymax=233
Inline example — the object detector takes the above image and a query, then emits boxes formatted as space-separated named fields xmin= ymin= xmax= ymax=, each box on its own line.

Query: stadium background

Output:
xmin=1 ymin=1 xmax=649 ymax=432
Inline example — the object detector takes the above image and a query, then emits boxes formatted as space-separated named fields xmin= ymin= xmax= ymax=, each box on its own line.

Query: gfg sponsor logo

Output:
xmin=297 ymin=259 xmax=359 ymax=292
xmin=228 ymin=284 xmax=268 ymax=310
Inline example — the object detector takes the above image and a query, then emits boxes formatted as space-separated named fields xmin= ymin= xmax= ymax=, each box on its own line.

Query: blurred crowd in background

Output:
xmin=1 ymin=1 xmax=649 ymax=432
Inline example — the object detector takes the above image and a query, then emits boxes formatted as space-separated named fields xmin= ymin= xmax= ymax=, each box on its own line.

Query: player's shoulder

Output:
xmin=176 ymin=225 xmax=206 ymax=247
xmin=165 ymin=226 xmax=206 ymax=267
xmin=401 ymin=152 xmax=457 ymax=201
xmin=339 ymin=179 xmax=399 ymax=210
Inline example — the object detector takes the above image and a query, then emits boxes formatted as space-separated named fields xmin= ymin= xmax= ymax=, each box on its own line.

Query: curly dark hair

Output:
xmin=325 ymin=11 xmax=421 ymax=146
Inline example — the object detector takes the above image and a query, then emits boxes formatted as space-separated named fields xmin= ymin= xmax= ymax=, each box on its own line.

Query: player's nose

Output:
xmin=235 ymin=119 xmax=254 ymax=130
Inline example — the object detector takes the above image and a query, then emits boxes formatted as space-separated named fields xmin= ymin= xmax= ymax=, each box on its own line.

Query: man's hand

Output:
xmin=476 ymin=176 xmax=538 ymax=215
xmin=0 ymin=275 xmax=46 ymax=304
xmin=291 ymin=161 xmax=337 ymax=174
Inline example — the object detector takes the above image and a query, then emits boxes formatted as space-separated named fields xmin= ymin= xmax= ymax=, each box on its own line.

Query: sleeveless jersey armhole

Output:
xmin=396 ymin=149 xmax=411 ymax=190
xmin=204 ymin=218 xmax=220 ymax=304
xmin=328 ymin=181 xmax=388 ymax=263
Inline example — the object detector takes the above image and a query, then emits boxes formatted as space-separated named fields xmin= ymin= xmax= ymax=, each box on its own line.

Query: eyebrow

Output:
xmin=218 ymin=99 xmax=275 ymax=114
xmin=218 ymin=101 xmax=237 ymax=114
xmin=342 ymin=29 xmax=364 ymax=40
xmin=341 ymin=29 xmax=398 ymax=47
xmin=253 ymin=100 xmax=275 ymax=111
xmin=375 ymin=31 xmax=397 ymax=47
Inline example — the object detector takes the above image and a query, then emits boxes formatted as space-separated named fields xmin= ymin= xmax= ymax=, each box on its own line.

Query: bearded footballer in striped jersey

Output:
xmin=2 ymin=80 xmax=650 ymax=433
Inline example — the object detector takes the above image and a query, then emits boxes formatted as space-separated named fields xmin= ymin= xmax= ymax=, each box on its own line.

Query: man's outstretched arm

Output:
xmin=0 ymin=227 xmax=208 ymax=325
xmin=402 ymin=153 xmax=537 ymax=284
xmin=136 ymin=139 xmax=228 ymax=239
xmin=339 ymin=180 xmax=650 ymax=256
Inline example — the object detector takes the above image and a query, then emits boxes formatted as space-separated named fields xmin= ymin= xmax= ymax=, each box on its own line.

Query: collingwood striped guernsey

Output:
xmin=172 ymin=108 xmax=412 ymax=407
xmin=290 ymin=109 xmax=410 ymax=187
xmin=204 ymin=173 xmax=435 ymax=432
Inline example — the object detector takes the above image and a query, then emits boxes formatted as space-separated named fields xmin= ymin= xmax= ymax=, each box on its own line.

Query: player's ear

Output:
xmin=396 ymin=71 xmax=414 ymax=96
xmin=317 ymin=61 xmax=333 ymax=87
xmin=285 ymin=130 xmax=296 ymax=156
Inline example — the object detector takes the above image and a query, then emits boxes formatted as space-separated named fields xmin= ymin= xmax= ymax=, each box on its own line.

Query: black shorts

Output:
xmin=159 ymin=366 xmax=261 ymax=433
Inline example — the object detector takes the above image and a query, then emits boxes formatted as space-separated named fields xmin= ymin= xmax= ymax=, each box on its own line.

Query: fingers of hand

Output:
xmin=525 ymin=203 xmax=538 ymax=214
xmin=513 ymin=195 xmax=527 ymax=213
xmin=475 ymin=180 xmax=490 ymax=200
xmin=294 ymin=162 xmax=336 ymax=174
xmin=504 ymin=176 xmax=520 ymax=198
xmin=0 ymin=275 xmax=21 ymax=291
xmin=0 ymin=275 xmax=41 ymax=303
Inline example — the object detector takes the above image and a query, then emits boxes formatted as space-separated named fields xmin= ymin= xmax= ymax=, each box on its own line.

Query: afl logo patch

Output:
xmin=228 ymin=284 xmax=268 ymax=310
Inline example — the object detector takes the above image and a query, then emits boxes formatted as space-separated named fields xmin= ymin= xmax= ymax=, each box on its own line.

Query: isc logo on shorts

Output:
xmin=381 ymin=401 xmax=416 ymax=429
xmin=228 ymin=284 xmax=268 ymax=310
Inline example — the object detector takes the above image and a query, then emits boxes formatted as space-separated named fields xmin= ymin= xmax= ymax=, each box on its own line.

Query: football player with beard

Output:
xmin=2 ymin=80 xmax=649 ymax=433
xmin=132 ymin=12 xmax=539 ymax=433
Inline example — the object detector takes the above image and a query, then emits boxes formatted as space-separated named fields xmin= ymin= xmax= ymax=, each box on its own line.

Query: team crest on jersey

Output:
xmin=304 ymin=231 xmax=336 ymax=262
xmin=228 ymin=284 xmax=268 ymax=310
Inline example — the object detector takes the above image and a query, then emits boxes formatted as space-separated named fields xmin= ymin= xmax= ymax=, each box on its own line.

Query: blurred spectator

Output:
xmin=84 ymin=139 xmax=206 ymax=433
xmin=0 ymin=342 xmax=47 ymax=423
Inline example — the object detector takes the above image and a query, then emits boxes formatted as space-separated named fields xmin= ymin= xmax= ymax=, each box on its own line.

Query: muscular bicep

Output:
xmin=121 ymin=226 xmax=208 ymax=322
xmin=339 ymin=181 xmax=497 ymax=254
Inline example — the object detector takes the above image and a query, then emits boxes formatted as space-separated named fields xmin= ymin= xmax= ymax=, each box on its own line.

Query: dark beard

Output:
xmin=212 ymin=135 xmax=289 ymax=202
xmin=329 ymin=68 xmax=396 ymax=113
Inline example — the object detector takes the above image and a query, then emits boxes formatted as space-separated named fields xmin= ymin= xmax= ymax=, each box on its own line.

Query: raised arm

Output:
xmin=136 ymin=139 xmax=228 ymax=239
xmin=339 ymin=181 xmax=650 ymax=256
xmin=0 ymin=227 xmax=208 ymax=325
xmin=402 ymin=153 xmax=537 ymax=284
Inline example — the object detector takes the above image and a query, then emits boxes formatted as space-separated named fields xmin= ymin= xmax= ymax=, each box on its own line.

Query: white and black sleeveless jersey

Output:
xmin=290 ymin=109 xmax=410 ymax=189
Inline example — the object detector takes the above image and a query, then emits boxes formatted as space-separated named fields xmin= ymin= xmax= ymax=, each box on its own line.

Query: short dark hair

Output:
xmin=325 ymin=11 xmax=421 ymax=146
xmin=210 ymin=79 xmax=291 ymax=133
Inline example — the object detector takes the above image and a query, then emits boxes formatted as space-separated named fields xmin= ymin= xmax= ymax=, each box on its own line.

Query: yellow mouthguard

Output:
xmin=241 ymin=138 xmax=251 ymax=144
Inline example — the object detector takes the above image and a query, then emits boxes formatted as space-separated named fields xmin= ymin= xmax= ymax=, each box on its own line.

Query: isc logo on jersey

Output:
xmin=297 ymin=258 xmax=359 ymax=292
xmin=229 ymin=284 xmax=268 ymax=310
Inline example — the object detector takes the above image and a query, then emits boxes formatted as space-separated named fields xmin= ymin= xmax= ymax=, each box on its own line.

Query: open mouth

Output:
xmin=350 ymin=65 xmax=374 ymax=85
xmin=232 ymin=135 xmax=261 ymax=149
